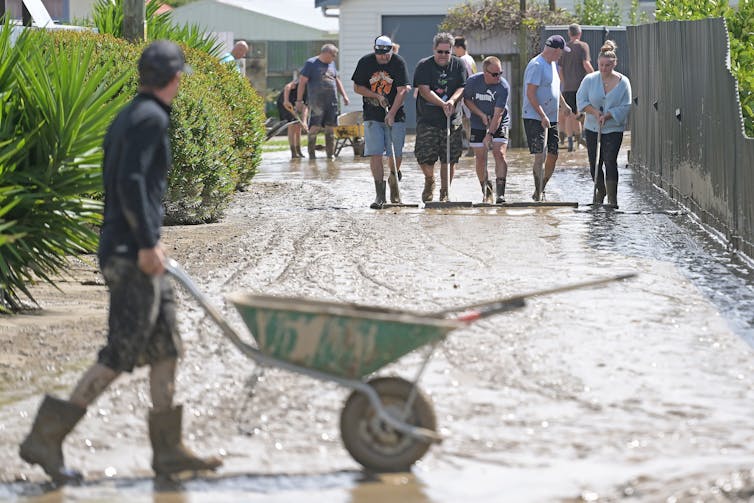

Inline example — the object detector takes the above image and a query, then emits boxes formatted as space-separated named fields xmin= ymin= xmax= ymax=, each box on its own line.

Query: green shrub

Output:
xmin=656 ymin=0 xmax=753 ymax=137
xmin=46 ymin=31 xmax=265 ymax=223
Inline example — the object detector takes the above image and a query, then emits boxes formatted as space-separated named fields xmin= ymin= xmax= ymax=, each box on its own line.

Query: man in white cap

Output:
xmin=352 ymin=35 xmax=410 ymax=208
xmin=522 ymin=34 xmax=573 ymax=201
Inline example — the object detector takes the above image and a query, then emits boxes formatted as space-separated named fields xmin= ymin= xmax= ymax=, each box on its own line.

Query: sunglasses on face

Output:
xmin=435 ymin=50 xmax=451 ymax=54
xmin=486 ymin=71 xmax=501 ymax=77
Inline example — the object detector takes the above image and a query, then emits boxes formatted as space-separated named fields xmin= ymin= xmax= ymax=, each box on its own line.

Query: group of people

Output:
xmin=228 ymin=28 xmax=632 ymax=208
xmin=305 ymin=28 xmax=632 ymax=208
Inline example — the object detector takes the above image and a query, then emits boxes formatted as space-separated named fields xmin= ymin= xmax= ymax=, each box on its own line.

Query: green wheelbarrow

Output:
xmin=167 ymin=259 xmax=634 ymax=472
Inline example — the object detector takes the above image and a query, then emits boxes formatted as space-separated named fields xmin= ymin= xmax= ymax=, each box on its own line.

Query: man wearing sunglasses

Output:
xmin=463 ymin=56 xmax=511 ymax=204
xmin=413 ymin=32 xmax=467 ymax=202
xmin=352 ymin=35 xmax=410 ymax=208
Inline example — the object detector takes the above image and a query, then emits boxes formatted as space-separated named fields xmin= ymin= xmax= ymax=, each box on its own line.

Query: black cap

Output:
xmin=138 ymin=40 xmax=191 ymax=87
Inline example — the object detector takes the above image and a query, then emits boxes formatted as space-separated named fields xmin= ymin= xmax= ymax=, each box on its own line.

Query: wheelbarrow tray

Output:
xmin=226 ymin=293 xmax=462 ymax=380
xmin=334 ymin=124 xmax=364 ymax=138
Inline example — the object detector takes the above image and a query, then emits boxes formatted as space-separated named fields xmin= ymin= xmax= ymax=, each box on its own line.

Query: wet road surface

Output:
xmin=2 ymin=136 xmax=754 ymax=502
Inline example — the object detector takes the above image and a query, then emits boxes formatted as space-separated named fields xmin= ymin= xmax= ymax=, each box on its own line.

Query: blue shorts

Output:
xmin=363 ymin=120 xmax=405 ymax=157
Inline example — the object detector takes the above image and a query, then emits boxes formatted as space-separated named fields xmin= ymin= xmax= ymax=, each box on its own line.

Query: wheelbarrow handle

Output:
xmin=444 ymin=273 xmax=637 ymax=322
xmin=165 ymin=258 xmax=254 ymax=351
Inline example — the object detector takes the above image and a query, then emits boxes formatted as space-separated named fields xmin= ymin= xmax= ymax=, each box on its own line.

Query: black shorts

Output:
xmin=97 ymin=257 xmax=182 ymax=372
xmin=563 ymin=91 xmax=577 ymax=113
xmin=469 ymin=125 xmax=509 ymax=147
xmin=277 ymin=103 xmax=295 ymax=122
xmin=524 ymin=119 xmax=559 ymax=155
xmin=414 ymin=122 xmax=463 ymax=165
xmin=308 ymin=100 xmax=339 ymax=128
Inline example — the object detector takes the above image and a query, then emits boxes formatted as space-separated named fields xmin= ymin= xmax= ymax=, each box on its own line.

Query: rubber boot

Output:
xmin=290 ymin=145 xmax=299 ymax=159
xmin=481 ymin=180 xmax=494 ymax=204
xmin=532 ymin=173 xmax=541 ymax=202
xmin=439 ymin=187 xmax=449 ymax=202
xmin=307 ymin=133 xmax=317 ymax=159
xmin=606 ymin=180 xmax=618 ymax=208
xmin=19 ymin=395 xmax=86 ymax=485
xmin=370 ymin=180 xmax=387 ymax=209
xmin=422 ymin=177 xmax=435 ymax=202
xmin=567 ymin=136 xmax=574 ymax=152
xmin=496 ymin=177 xmax=506 ymax=204
xmin=149 ymin=405 xmax=223 ymax=476
xmin=296 ymin=145 xmax=304 ymax=158
xmin=387 ymin=172 xmax=401 ymax=204
xmin=325 ymin=132 xmax=335 ymax=159
xmin=592 ymin=182 xmax=606 ymax=205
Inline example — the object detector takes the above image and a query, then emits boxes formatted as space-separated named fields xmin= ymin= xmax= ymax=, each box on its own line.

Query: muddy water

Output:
xmin=3 ymin=137 xmax=754 ymax=502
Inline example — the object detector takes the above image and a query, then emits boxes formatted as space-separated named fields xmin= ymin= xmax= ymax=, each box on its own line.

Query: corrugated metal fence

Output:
xmin=628 ymin=18 xmax=754 ymax=258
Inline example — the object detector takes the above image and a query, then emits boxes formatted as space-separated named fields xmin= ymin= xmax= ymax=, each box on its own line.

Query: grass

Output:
xmin=262 ymin=135 xmax=314 ymax=152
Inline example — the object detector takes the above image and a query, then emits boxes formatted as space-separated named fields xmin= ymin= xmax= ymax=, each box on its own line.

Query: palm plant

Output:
xmin=0 ymin=20 xmax=130 ymax=310
xmin=91 ymin=0 xmax=223 ymax=56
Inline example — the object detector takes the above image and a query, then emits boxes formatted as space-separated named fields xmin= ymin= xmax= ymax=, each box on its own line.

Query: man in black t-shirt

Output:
xmin=352 ymin=35 xmax=410 ymax=208
xmin=413 ymin=32 xmax=467 ymax=202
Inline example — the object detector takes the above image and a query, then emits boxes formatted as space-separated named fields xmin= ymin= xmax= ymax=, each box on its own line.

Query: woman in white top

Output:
xmin=576 ymin=40 xmax=632 ymax=207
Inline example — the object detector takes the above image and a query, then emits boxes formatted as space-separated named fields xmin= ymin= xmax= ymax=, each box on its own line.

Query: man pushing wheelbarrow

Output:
xmin=18 ymin=41 xmax=221 ymax=485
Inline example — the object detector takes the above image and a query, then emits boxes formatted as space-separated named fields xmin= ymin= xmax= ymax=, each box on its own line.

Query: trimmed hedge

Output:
xmin=44 ymin=30 xmax=265 ymax=223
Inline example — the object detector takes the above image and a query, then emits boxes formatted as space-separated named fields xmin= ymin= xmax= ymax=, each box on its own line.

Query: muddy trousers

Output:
xmin=19 ymin=395 xmax=86 ymax=484
xmin=585 ymin=130 xmax=624 ymax=185
xmin=586 ymin=130 xmax=623 ymax=206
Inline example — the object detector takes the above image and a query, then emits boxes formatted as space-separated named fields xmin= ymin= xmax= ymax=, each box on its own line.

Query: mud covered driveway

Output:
xmin=2 ymin=139 xmax=754 ymax=502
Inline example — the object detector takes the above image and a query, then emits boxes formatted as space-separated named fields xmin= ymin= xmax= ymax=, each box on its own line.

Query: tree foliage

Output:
xmin=656 ymin=0 xmax=754 ymax=136
xmin=440 ymin=0 xmax=575 ymax=56
xmin=574 ymin=0 xmax=621 ymax=25
xmin=91 ymin=0 xmax=223 ymax=56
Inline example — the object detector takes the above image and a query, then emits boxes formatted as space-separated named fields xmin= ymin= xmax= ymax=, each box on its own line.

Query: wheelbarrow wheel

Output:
xmin=340 ymin=376 xmax=436 ymax=472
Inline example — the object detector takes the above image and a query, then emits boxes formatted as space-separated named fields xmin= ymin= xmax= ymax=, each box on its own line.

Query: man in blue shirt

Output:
xmin=219 ymin=40 xmax=249 ymax=75
xmin=523 ymin=35 xmax=573 ymax=201
xmin=296 ymin=44 xmax=350 ymax=159
xmin=463 ymin=56 xmax=511 ymax=203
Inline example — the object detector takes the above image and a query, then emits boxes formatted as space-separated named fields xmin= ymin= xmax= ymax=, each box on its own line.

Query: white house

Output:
xmin=172 ymin=0 xmax=338 ymax=96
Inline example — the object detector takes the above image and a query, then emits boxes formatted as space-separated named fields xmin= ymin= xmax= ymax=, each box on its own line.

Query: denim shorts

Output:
xmin=97 ymin=257 xmax=182 ymax=372
xmin=363 ymin=120 xmax=405 ymax=157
